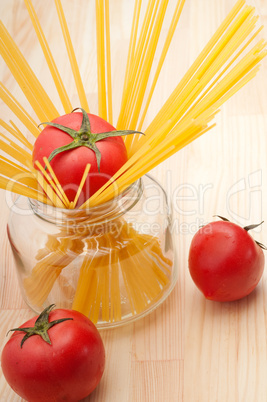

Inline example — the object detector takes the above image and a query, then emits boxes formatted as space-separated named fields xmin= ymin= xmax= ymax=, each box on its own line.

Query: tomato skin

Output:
xmin=188 ymin=221 xmax=265 ymax=302
xmin=32 ymin=112 xmax=128 ymax=206
xmin=1 ymin=309 xmax=105 ymax=402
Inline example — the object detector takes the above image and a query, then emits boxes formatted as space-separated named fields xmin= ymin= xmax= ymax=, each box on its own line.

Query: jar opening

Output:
xmin=29 ymin=178 xmax=143 ymax=230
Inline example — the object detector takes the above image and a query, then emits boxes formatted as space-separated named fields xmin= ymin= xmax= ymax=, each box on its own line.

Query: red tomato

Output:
xmin=32 ymin=110 xmax=128 ymax=206
xmin=1 ymin=305 xmax=105 ymax=402
xmin=188 ymin=218 xmax=265 ymax=302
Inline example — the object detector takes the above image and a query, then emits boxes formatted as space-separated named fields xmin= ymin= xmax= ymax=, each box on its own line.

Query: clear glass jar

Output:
xmin=7 ymin=175 xmax=177 ymax=329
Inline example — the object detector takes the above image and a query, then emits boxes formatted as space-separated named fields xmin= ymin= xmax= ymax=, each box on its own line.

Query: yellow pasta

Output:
xmin=137 ymin=0 xmax=186 ymax=131
xmin=54 ymin=0 xmax=89 ymax=112
xmin=42 ymin=157 xmax=70 ymax=208
xmin=0 ymin=119 xmax=33 ymax=151
xmin=24 ymin=0 xmax=73 ymax=114
xmin=0 ymin=22 xmax=58 ymax=121
xmin=1 ymin=176 xmax=49 ymax=203
xmin=120 ymin=0 xmax=142 ymax=117
xmin=0 ymin=83 xmax=41 ymax=138
xmin=95 ymin=0 xmax=107 ymax=120
xmin=70 ymin=221 xmax=172 ymax=323
xmin=104 ymin=0 xmax=113 ymax=125
xmin=126 ymin=0 xmax=169 ymax=130
xmin=34 ymin=160 xmax=69 ymax=208
xmin=118 ymin=0 xmax=161 ymax=129
xmin=27 ymin=162 xmax=66 ymax=208
xmin=71 ymin=164 xmax=91 ymax=209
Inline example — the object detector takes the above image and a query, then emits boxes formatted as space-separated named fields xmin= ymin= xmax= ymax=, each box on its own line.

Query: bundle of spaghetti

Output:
xmin=118 ymin=236 xmax=171 ymax=316
xmin=0 ymin=119 xmax=33 ymax=151
xmin=72 ymin=235 xmax=111 ymax=323
xmin=71 ymin=220 xmax=172 ymax=323
xmin=118 ymin=0 xmax=170 ymax=131
xmin=24 ymin=230 xmax=86 ymax=306
xmin=95 ymin=0 xmax=113 ymax=123
xmin=23 ymin=207 xmax=172 ymax=322
xmin=84 ymin=116 xmax=215 ymax=208
xmin=24 ymin=0 xmax=73 ymax=114
xmin=0 ymin=131 xmax=50 ymax=203
xmin=23 ymin=200 xmax=118 ymax=307
xmin=0 ymin=21 xmax=58 ymax=122
xmin=137 ymin=0 xmax=186 ymax=131
xmin=118 ymin=0 xmax=187 ymax=135
xmin=136 ymin=1 xmax=265 ymax=144
xmin=54 ymin=0 xmax=89 ymax=112
xmin=84 ymin=0 xmax=266 ymax=208
xmin=0 ymin=83 xmax=41 ymax=138
xmin=0 ymin=89 xmax=53 ymax=203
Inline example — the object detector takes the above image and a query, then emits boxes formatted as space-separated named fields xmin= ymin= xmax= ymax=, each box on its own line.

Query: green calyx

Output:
xmin=215 ymin=215 xmax=267 ymax=250
xmin=7 ymin=304 xmax=73 ymax=348
xmin=39 ymin=107 xmax=144 ymax=171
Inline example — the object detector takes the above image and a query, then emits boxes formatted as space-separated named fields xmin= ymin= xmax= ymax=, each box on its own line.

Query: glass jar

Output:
xmin=7 ymin=175 xmax=177 ymax=329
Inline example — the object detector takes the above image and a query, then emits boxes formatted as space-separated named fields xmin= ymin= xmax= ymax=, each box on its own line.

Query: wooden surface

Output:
xmin=0 ymin=0 xmax=267 ymax=401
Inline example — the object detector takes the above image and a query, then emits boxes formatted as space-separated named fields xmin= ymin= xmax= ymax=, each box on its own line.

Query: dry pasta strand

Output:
xmin=104 ymin=0 xmax=113 ymax=124
xmin=71 ymin=164 xmax=91 ymax=209
xmin=0 ymin=119 xmax=33 ymax=151
xmin=24 ymin=0 xmax=73 ymax=114
xmin=43 ymin=157 xmax=70 ymax=208
xmin=0 ymin=82 xmax=40 ymax=138
xmin=95 ymin=0 xmax=107 ymax=120
xmin=54 ymin=0 xmax=90 ymax=112
xmin=0 ymin=22 xmax=58 ymax=121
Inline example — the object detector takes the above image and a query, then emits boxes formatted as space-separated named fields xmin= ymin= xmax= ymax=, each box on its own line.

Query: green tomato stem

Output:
xmin=38 ymin=107 xmax=144 ymax=172
xmin=7 ymin=304 xmax=73 ymax=348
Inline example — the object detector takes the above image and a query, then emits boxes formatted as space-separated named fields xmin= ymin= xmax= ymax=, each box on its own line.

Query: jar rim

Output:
xmin=28 ymin=178 xmax=143 ymax=227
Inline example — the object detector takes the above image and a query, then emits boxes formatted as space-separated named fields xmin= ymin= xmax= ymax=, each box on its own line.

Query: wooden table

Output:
xmin=0 ymin=0 xmax=266 ymax=401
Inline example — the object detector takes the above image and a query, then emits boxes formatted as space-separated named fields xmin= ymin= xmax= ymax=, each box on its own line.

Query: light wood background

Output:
xmin=0 ymin=0 xmax=267 ymax=401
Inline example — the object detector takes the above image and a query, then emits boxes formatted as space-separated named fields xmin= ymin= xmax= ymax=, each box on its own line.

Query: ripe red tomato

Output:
xmin=1 ymin=305 xmax=105 ymax=402
xmin=188 ymin=218 xmax=265 ymax=302
xmin=32 ymin=109 xmax=128 ymax=206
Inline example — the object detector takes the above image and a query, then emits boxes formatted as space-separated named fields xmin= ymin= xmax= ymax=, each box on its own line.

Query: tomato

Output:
xmin=1 ymin=305 xmax=105 ymax=402
xmin=188 ymin=217 xmax=265 ymax=302
xmin=32 ymin=108 xmax=140 ymax=207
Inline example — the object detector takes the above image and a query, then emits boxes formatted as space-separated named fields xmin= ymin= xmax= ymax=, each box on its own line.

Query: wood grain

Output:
xmin=0 ymin=0 xmax=267 ymax=401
